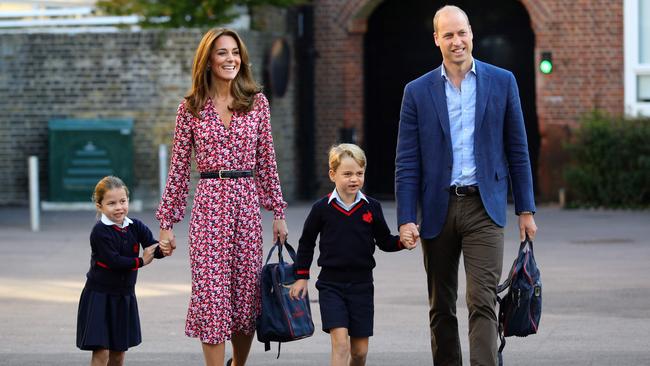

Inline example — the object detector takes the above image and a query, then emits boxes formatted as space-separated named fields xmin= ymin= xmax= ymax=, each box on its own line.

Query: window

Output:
xmin=640 ymin=1 xmax=650 ymax=101
xmin=641 ymin=0 xmax=650 ymax=64
xmin=625 ymin=0 xmax=650 ymax=114
xmin=640 ymin=76 xmax=650 ymax=102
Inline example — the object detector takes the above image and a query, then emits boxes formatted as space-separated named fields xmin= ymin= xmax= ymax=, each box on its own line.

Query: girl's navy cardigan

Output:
xmin=84 ymin=218 xmax=163 ymax=295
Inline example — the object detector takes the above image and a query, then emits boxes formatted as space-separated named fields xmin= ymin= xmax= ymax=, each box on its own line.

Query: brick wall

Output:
xmin=521 ymin=0 xmax=624 ymax=200
xmin=312 ymin=0 xmax=625 ymax=201
xmin=0 ymin=28 xmax=298 ymax=206
xmin=313 ymin=0 xmax=367 ymax=196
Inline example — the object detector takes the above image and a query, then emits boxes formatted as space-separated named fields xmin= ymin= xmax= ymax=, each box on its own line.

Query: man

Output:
xmin=394 ymin=5 xmax=538 ymax=366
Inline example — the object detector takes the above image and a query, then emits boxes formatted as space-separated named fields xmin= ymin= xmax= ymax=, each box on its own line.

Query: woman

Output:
xmin=156 ymin=28 xmax=288 ymax=366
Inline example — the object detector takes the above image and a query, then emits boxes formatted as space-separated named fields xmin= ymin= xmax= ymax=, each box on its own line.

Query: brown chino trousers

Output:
xmin=421 ymin=194 xmax=504 ymax=366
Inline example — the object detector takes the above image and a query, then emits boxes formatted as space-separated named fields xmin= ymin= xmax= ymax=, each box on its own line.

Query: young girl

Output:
xmin=289 ymin=144 xmax=416 ymax=366
xmin=76 ymin=176 xmax=164 ymax=366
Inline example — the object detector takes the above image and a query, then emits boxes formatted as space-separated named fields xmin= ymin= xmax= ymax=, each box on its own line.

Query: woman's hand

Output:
xmin=272 ymin=219 xmax=288 ymax=245
xmin=159 ymin=229 xmax=176 ymax=256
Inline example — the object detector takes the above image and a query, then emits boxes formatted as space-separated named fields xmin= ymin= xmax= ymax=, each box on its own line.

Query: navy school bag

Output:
xmin=496 ymin=237 xmax=542 ymax=365
xmin=256 ymin=241 xmax=314 ymax=358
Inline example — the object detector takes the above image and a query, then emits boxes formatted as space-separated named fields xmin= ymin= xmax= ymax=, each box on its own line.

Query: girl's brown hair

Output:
xmin=185 ymin=28 xmax=262 ymax=118
xmin=92 ymin=176 xmax=129 ymax=206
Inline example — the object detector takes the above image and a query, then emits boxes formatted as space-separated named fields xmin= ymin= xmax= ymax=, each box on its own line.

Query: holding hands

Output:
xmin=158 ymin=229 xmax=176 ymax=257
xmin=400 ymin=222 xmax=420 ymax=250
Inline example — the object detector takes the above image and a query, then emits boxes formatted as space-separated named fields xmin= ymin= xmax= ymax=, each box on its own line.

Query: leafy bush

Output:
xmin=564 ymin=111 xmax=650 ymax=208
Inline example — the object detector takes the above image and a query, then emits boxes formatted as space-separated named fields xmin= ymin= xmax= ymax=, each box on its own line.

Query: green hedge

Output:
xmin=564 ymin=112 xmax=650 ymax=208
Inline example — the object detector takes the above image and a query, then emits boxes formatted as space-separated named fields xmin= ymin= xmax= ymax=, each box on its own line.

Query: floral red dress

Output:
xmin=156 ymin=93 xmax=286 ymax=344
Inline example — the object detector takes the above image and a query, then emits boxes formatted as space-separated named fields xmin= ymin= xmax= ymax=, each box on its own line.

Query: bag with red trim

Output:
xmin=497 ymin=237 xmax=542 ymax=365
xmin=256 ymin=241 xmax=314 ymax=358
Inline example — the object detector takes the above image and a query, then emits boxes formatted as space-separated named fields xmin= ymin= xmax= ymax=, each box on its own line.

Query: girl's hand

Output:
xmin=289 ymin=279 xmax=308 ymax=300
xmin=143 ymin=244 xmax=158 ymax=265
xmin=272 ymin=219 xmax=288 ymax=245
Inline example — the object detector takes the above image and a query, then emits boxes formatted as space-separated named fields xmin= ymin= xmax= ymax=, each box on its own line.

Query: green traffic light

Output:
xmin=540 ymin=60 xmax=553 ymax=74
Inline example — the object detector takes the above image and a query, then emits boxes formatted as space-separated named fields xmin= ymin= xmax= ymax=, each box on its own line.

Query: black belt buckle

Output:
xmin=450 ymin=185 xmax=478 ymax=197
xmin=200 ymin=170 xmax=253 ymax=179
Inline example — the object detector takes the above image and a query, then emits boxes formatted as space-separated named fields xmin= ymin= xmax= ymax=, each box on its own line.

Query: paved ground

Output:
xmin=1 ymin=202 xmax=649 ymax=365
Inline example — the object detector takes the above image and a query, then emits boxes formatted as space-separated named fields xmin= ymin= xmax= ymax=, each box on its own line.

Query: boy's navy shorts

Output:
xmin=315 ymin=280 xmax=374 ymax=337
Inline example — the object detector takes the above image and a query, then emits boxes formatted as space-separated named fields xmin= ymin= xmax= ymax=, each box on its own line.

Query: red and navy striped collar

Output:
xmin=327 ymin=190 xmax=368 ymax=216
xmin=327 ymin=188 xmax=368 ymax=209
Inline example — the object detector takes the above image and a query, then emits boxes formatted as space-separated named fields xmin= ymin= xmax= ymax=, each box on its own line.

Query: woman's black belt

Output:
xmin=200 ymin=170 xmax=255 ymax=179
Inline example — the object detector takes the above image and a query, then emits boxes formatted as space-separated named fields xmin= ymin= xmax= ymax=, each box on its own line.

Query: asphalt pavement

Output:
xmin=1 ymin=202 xmax=649 ymax=365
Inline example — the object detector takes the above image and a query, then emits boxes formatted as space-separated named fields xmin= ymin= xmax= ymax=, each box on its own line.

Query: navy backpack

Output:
xmin=256 ymin=241 xmax=314 ymax=358
xmin=497 ymin=237 xmax=542 ymax=365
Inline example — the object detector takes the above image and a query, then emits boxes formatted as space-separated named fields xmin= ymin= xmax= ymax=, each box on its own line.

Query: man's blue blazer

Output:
xmin=395 ymin=59 xmax=536 ymax=239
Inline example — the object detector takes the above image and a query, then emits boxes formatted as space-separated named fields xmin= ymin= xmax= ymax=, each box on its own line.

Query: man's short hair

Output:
xmin=433 ymin=5 xmax=470 ymax=33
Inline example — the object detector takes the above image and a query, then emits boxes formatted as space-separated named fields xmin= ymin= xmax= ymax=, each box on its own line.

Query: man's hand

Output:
xmin=399 ymin=222 xmax=420 ymax=250
xmin=518 ymin=214 xmax=537 ymax=241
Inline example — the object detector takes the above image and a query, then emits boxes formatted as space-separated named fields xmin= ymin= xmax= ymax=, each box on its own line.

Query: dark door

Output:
xmin=294 ymin=5 xmax=318 ymax=199
xmin=364 ymin=0 xmax=539 ymax=198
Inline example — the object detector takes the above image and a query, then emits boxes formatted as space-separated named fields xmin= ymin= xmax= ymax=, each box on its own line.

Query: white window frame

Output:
xmin=625 ymin=0 xmax=650 ymax=116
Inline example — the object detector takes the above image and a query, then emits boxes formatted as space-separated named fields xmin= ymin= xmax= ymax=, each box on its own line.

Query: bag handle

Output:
xmin=497 ymin=236 xmax=533 ymax=294
xmin=263 ymin=240 xmax=297 ymax=265
xmin=264 ymin=240 xmax=299 ymax=284
xmin=496 ymin=235 xmax=534 ymax=366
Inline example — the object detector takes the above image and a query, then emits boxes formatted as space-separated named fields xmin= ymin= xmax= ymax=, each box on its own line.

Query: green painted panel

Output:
xmin=49 ymin=119 xmax=133 ymax=202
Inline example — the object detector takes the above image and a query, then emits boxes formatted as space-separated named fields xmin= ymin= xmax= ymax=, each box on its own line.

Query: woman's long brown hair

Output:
xmin=185 ymin=28 xmax=261 ymax=117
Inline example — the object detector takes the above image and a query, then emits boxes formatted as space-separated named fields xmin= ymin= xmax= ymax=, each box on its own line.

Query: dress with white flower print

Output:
xmin=156 ymin=93 xmax=286 ymax=345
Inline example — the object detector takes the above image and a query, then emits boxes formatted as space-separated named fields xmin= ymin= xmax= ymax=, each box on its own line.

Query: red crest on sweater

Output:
xmin=362 ymin=210 xmax=373 ymax=224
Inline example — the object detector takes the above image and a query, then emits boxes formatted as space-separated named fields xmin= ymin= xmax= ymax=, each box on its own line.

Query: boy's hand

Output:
xmin=400 ymin=223 xmax=420 ymax=250
xmin=159 ymin=239 xmax=173 ymax=256
xmin=143 ymin=244 xmax=158 ymax=265
xmin=289 ymin=279 xmax=308 ymax=300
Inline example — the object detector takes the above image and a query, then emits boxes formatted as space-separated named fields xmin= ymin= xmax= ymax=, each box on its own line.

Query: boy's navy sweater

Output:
xmin=85 ymin=218 xmax=163 ymax=295
xmin=295 ymin=194 xmax=404 ymax=283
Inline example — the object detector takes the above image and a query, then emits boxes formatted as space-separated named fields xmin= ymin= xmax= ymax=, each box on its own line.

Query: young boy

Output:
xmin=289 ymin=143 xmax=416 ymax=366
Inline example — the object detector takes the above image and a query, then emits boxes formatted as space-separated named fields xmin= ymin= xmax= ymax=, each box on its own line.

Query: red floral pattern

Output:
xmin=156 ymin=93 xmax=286 ymax=344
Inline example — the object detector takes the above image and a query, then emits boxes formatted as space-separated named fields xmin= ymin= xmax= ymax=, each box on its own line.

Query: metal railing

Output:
xmin=0 ymin=6 xmax=140 ymax=33
xmin=0 ymin=5 xmax=251 ymax=33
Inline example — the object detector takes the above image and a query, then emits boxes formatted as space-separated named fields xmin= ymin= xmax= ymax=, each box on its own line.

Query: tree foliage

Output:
xmin=96 ymin=0 xmax=303 ymax=28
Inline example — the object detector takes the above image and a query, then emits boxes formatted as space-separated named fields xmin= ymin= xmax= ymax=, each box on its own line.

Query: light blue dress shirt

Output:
xmin=328 ymin=188 xmax=368 ymax=211
xmin=442 ymin=61 xmax=478 ymax=186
